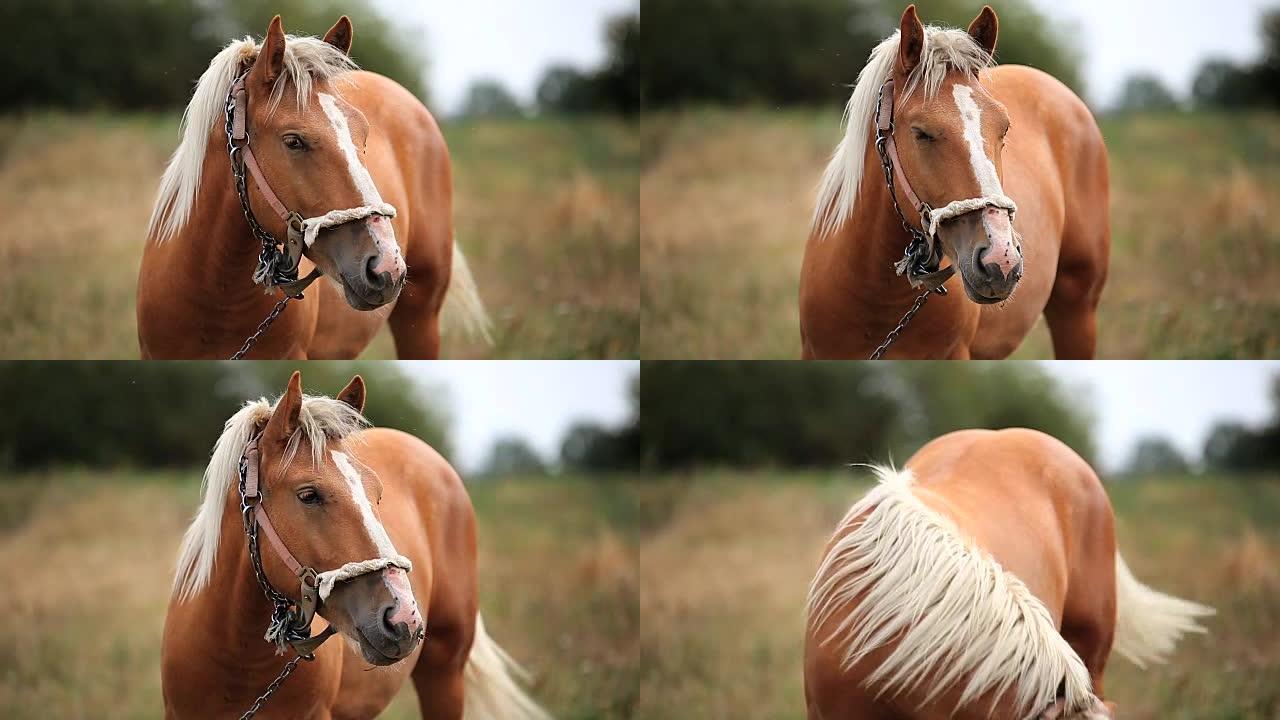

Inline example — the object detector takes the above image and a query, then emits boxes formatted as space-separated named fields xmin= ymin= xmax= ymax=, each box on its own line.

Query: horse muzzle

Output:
xmin=944 ymin=206 xmax=1023 ymax=303
xmin=309 ymin=216 xmax=407 ymax=310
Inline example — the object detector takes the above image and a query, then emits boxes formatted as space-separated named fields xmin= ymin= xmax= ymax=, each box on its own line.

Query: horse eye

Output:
xmin=911 ymin=127 xmax=934 ymax=143
xmin=283 ymin=134 xmax=306 ymax=151
xmin=296 ymin=488 xmax=322 ymax=505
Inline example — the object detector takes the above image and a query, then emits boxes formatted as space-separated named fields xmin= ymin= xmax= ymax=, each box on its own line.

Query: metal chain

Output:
xmin=866 ymin=80 xmax=948 ymax=359
xmin=869 ymin=289 xmax=933 ymax=360
xmin=238 ymin=654 xmax=304 ymax=720
xmin=230 ymin=296 xmax=292 ymax=360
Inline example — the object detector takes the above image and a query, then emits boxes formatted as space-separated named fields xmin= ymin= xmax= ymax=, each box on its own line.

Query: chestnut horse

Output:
xmin=162 ymin=372 xmax=547 ymax=719
xmin=139 ymin=16 xmax=491 ymax=359
xmin=805 ymin=429 xmax=1213 ymax=720
xmin=800 ymin=6 xmax=1109 ymax=359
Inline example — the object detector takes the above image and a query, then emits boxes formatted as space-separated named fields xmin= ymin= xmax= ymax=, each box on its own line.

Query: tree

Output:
xmin=536 ymin=66 xmax=598 ymax=114
xmin=1191 ymin=59 xmax=1259 ymax=109
xmin=483 ymin=437 xmax=547 ymax=477
xmin=1124 ymin=436 xmax=1189 ymax=476
xmin=1114 ymin=73 xmax=1179 ymax=112
xmin=460 ymin=80 xmax=524 ymax=118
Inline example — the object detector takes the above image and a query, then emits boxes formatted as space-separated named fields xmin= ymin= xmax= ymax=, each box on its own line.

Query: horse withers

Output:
xmin=800 ymin=5 xmax=1110 ymax=359
xmin=804 ymin=429 xmax=1213 ymax=720
xmin=139 ymin=16 xmax=491 ymax=359
xmin=161 ymin=371 xmax=547 ymax=719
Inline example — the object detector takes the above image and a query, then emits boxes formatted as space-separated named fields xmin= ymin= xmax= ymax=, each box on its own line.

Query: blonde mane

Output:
xmin=811 ymin=26 xmax=997 ymax=238
xmin=147 ymin=35 xmax=358 ymax=244
xmin=172 ymin=393 xmax=369 ymax=601
xmin=806 ymin=466 xmax=1098 ymax=716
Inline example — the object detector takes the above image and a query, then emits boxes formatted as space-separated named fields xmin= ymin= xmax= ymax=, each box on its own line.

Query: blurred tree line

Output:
xmin=478 ymin=375 xmax=640 ymax=477
xmin=0 ymin=363 xmax=448 ymax=470
xmin=639 ymin=362 xmax=1094 ymax=470
xmin=462 ymin=12 xmax=639 ymax=118
xmin=1201 ymin=376 xmax=1280 ymax=473
xmin=641 ymin=0 xmax=1084 ymax=108
xmin=1115 ymin=9 xmax=1280 ymax=111
xmin=0 ymin=0 xmax=428 ymax=110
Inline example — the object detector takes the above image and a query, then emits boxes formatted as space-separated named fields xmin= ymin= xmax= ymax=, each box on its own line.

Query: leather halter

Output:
xmin=873 ymin=78 xmax=1018 ymax=291
xmin=238 ymin=434 xmax=412 ymax=658
xmin=225 ymin=73 xmax=397 ymax=299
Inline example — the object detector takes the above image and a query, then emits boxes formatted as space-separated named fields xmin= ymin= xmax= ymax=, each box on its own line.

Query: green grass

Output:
xmin=0 ymin=470 xmax=640 ymax=719
xmin=633 ymin=469 xmax=1280 ymax=720
xmin=0 ymin=111 xmax=638 ymax=359
xmin=641 ymin=108 xmax=1280 ymax=358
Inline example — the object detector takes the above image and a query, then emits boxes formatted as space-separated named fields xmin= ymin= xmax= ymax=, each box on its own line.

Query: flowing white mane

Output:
xmin=806 ymin=466 xmax=1098 ymax=717
xmin=811 ymin=27 xmax=997 ymax=238
xmin=147 ymin=35 xmax=358 ymax=244
xmin=172 ymin=393 xmax=369 ymax=601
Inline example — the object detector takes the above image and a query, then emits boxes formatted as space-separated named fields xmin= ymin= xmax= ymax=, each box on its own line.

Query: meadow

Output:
xmin=0 ymin=113 xmax=638 ymax=359
xmin=640 ymin=110 xmax=1280 ymax=358
xmin=0 ymin=471 xmax=640 ymax=720
xmin=633 ymin=470 xmax=1280 ymax=720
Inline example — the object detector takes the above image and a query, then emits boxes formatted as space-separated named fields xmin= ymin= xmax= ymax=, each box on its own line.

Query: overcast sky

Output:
xmin=401 ymin=361 xmax=636 ymax=474
xmin=1026 ymin=0 xmax=1274 ymax=108
xmin=1038 ymin=361 xmax=1279 ymax=473
xmin=371 ymin=0 xmax=637 ymax=116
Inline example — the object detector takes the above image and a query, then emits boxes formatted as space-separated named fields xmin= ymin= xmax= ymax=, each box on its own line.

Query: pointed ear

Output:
xmin=250 ymin=15 xmax=287 ymax=87
xmin=967 ymin=6 xmax=999 ymax=57
xmin=323 ymin=16 xmax=354 ymax=55
xmin=898 ymin=5 xmax=926 ymax=76
xmin=263 ymin=371 xmax=303 ymax=445
xmin=336 ymin=375 xmax=366 ymax=414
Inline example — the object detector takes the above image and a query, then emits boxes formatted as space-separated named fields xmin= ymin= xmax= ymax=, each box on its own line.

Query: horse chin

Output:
xmin=339 ymin=275 xmax=401 ymax=312
xmin=353 ymin=628 xmax=413 ymax=667
xmin=959 ymin=273 xmax=1013 ymax=305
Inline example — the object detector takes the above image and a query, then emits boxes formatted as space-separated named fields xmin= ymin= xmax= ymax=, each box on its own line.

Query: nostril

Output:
xmin=382 ymin=604 xmax=400 ymax=634
xmin=364 ymin=256 xmax=386 ymax=288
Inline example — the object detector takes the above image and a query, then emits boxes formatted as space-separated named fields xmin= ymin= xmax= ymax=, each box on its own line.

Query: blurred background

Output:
xmin=0 ymin=360 xmax=640 ymax=719
xmin=636 ymin=360 xmax=1280 ymax=719
xmin=641 ymin=0 xmax=1280 ymax=359
xmin=0 ymin=0 xmax=640 ymax=359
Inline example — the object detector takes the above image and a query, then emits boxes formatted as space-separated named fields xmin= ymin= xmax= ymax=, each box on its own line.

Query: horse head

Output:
xmin=253 ymin=371 xmax=422 ymax=665
xmin=890 ymin=5 xmax=1023 ymax=303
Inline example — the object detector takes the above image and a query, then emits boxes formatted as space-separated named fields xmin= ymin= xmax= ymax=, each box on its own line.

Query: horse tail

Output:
xmin=1112 ymin=552 xmax=1214 ymax=668
xmin=463 ymin=613 xmax=551 ymax=720
xmin=806 ymin=466 xmax=1098 ymax=717
xmin=443 ymin=240 xmax=494 ymax=345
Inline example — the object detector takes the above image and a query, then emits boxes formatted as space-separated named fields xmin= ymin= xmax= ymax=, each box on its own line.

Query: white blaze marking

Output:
xmin=331 ymin=450 xmax=398 ymax=558
xmin=318 ymin=93 xmax=384 ymax=206
xmin=952 ymin=84 xmax=1003 ymax=197
xmin=317 ymin=93 xmax=402 ymax=267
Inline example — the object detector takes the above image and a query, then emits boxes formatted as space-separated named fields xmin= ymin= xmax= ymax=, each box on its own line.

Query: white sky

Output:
xmin=401 ymin=361 xmax=637 ymax=474
xmin=1037 ymin=361 xmax=1279 ymax=473
xmin=1026 ymin=0 xmax=1273 ymax=108
xmin=371 ymin=0 xmax=638 ymax=115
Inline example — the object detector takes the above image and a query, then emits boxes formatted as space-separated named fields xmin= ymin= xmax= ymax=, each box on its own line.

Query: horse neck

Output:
xmin=171 ymin=137 xmax=289 ymax=315
xmin=834 ymin=142 xmax=935 ymax=312
xmin=185 ymin=493 xmax=326 ymax=683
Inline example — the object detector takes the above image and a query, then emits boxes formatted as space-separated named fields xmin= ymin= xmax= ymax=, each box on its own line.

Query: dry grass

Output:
xmin=0 ymin=471 xmax=639 ymax=719
xmin=633 ymin=470 xmax=1280 ymax=720
xmin=640 ymin=109 xmax=1280 ymax=358
xmin=0 ymin=112 xmax=638 ymax=359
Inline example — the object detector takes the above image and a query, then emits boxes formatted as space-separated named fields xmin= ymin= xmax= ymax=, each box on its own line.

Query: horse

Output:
xmin=161 ymin=371 xmax=547 ymax=720
xmin=138 ymin=15 xmax=491 ymax=359
xmin=799 ymin=5 xmax=1110 ymax=359
xmin=804 ymin=429 xmax=1214 ymax=720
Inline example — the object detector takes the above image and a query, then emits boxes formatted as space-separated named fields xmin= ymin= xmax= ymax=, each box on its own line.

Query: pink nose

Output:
xmin=980 ymin=207 xmax=1019 ymax=279
xmin=383 ymin=567 xmax=421 ymax=634
xmin=366 ymin=216 xmax=406 ymax=283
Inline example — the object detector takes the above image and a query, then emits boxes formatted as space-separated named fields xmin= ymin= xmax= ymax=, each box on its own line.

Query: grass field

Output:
xmin=641 ymin=109 xmax=1280 ymax=358
xmin=0 ymin=112 xmax=638 ymax=359
xmin=0 ymin=471 xmax=639 ymax=719
xmin=633 ymin=470 xmax=1280 ymax=720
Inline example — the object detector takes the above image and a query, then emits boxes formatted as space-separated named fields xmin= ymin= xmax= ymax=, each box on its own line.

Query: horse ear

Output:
xmin=336 ymin=375 xmax=366 ymax=414
xmin=897 ymin=5 xmax=925 ymax=76
xmin=323 ymin=16 xmax=354 ymax=55
xmin=967 ymin=6 xmax=999 ymax=57
xmin=251 ymin=15 xmax=287 ymax=87
xmin=263 ymin=371 xmax=303 ymax=445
